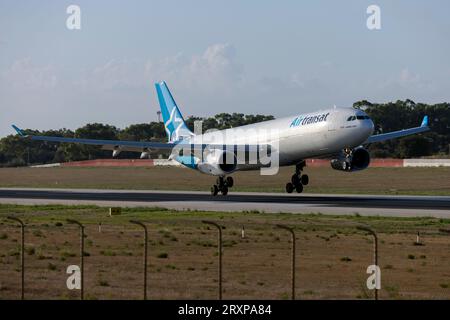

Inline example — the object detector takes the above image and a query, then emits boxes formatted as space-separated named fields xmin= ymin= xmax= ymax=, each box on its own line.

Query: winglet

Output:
xmin=421 ymin=115 xmax=429 ymax=127
xmin=11 ymin=125 xmax=26 ymax=137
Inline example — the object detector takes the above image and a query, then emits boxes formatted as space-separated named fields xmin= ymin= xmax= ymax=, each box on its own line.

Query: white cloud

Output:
xmin=378 ymin=68 xmax=436 ymax=93
xmin=0 ymin=45 xmax=248 ymax=137
xmin=144 ymin=43 xmax=244 ymax=94
xmin=190 ymin=43 xmax=242 ymax=82
xmin=0 ymin=59 xmax=60 ymax=138
xmin=75 ymin=59 xmax=146 ymax=91
xmin=356 ymin=68 xmax=442 ymax=104
xmin=290 ymin=73 xmax=305 ymax=89
xmin=1 ymin=45 xmax=394 ymax=137
xmin=2 ymin=58 xmax=57 ymax=90
xmin=398 ymin=68 xmax=421 ymax=86
xmin=319 ymin=60 xmax=333 ymax=68
xmin=70 ymin=43 xmax=244 ymax=97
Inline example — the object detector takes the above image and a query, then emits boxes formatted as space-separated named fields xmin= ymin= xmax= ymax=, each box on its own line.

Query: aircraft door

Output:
xmin=327 ymin=111 xmax=338 ymax=132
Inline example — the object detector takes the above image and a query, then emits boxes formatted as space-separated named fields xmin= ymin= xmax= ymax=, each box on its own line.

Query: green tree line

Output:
xmin=0 ymin=113 xmax=274 ymax=167
xmin=354 ymin=100 xmax=450 ymax=158
xmin=0 ymin=101 xmax=448 ymax=167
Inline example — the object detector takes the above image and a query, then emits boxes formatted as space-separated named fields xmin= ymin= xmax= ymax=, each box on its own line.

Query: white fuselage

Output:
xmin=185 ymin=107 xmax=374 ymax=173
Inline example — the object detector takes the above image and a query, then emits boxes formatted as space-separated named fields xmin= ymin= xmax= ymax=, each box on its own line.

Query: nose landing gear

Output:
xmin=285 ymin=161 xmax=309 ymax=194
xmin=211 ymin=176 xmax=234 ymax=196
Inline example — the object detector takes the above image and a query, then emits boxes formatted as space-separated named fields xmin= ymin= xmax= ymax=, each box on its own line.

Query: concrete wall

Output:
xmin=62 ymin=159 xmax=154 ymax=167
xmin=60 ymin=159 xmax=183 ymax=167
xmin=153 ymin=159 xmax=182 ymax=166
xmin=404 ymin=159 xmax=450 ymax=167
xmin=307 ymin=158 xmax=404 ymax=167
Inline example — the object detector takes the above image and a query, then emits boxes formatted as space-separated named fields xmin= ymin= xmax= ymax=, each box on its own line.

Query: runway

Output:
xmin=1 ymin=188 xmax=450 ymax=218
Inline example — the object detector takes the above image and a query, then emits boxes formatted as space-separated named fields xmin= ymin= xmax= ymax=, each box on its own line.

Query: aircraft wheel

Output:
xmin=286 ymin=182 xmax=294 ymax=193
xmin=301 ymin=174 xmax=309 ymax=186
xmin=211 ymin=185 xmax=219 ymax=196
xmin=295 ymin=183 xmax=304 ymax=193
xmin=291 ymin=174 xmax=300 ymax=186
xmin=342 ymin=162 xmax=349 ymax=171
xmin=221 ymin=185 xmax=229 ymax=196
xmin=226 ymin=176 xmax=234 ymax=188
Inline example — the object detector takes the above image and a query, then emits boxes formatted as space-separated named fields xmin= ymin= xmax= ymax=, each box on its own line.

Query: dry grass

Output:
xmin=0 ymin=166 xmax=450 ymax=195
xmin=1 ymin=205 xmax=450 ymax=300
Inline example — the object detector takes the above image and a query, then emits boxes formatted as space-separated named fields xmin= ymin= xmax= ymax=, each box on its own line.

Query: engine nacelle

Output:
xmin=197 ymin=149 xmax=237 ymax=175
xmin=112 ymin=147 xmax=121 ymax=158
xmin=140 ymin=151 xmax=150 ymax=159
xmin=330 ymin=147 xmax=370 ymax=172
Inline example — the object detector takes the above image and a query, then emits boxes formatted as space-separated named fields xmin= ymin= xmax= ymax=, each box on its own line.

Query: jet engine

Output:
xmin=197 ymin=149 xmax=237 ymax=175
xmin=330 ymin=147 xmax=370 ymax=172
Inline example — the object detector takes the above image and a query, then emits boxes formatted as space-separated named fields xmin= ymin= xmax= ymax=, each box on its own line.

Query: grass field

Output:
xmin=1 ymin=204 xmax=450 ymax=300
xmin=0 ymin=166 xmax=450 ymax=195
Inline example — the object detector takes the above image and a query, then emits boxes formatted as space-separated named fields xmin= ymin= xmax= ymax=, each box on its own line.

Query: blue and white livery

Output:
xmin=12 ymin=82 xmax=430 ymax=196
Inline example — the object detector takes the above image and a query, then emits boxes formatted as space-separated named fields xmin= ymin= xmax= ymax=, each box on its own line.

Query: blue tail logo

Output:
xmin=155 ymin=81 xmax=193 ymax=142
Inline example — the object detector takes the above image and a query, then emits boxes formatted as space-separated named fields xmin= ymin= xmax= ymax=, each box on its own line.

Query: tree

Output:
xmin=63 ymin=123 xmax=119 ymax=161
xmin=362 ymin=100 xmax=450 ymax=157
xmin=119 ymin=123 xmax=165 ymax=141
xmin=1 ymin=104 xmax=449 ymax=167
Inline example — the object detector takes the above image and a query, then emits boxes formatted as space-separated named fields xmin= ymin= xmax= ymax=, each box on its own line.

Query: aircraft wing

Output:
xmin=364 ymin=116 xmax=430 ymax=144
xmin=12 ymin=125 xmax=175 ymax=151
xmin=11 ymin=125 xmax=267 ymax=153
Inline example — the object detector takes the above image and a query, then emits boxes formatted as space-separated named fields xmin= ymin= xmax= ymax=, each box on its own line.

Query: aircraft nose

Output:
xmin=364 ymin=119 xmax=375 ymax=136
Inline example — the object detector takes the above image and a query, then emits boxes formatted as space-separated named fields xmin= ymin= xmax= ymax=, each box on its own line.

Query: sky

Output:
xmin=1 ymin=0 xmax=449 ymax=137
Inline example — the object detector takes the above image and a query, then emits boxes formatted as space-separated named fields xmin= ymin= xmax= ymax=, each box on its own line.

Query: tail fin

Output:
xmin=155 ymin=81 xmax=193 ymax=142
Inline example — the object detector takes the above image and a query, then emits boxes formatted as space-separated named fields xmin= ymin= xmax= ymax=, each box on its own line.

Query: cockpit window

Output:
xmin=348 ymin=115 xmax=370 ymax=121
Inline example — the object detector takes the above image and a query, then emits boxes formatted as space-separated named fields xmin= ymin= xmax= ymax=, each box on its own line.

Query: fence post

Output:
xmin=7 ymin=216 xmax=25 ymax=300
xmin=202 ymin=220 xmax=223 ymax=300
xmin=276 ymin=224 xmax=296 ymax=300
xmin=130 ymin=220 xmax=148 ymax=300
xmin=357 ymin=226 xmax=379 ymax=300
xmin=66 ymin=219 xmax=85 ymax=300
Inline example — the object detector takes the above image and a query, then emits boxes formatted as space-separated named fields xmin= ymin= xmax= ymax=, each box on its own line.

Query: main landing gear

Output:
xmin=285 ymin=161 xmax=309 ymax=194
xmin=211 ymin=176 xmax=234 ymax=196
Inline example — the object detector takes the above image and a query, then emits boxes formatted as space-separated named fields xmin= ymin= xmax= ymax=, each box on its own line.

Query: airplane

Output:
xmin=12 ymin=81 xmax=430 ymax=196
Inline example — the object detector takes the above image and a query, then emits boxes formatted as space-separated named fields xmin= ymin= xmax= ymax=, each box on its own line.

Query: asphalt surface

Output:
xmin=0 ymin=188 xmax=449 ymax=211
